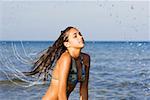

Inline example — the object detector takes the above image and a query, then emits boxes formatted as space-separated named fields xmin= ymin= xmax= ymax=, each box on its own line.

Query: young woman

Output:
xmin=24 ymin=26 xmax=90 ymax=100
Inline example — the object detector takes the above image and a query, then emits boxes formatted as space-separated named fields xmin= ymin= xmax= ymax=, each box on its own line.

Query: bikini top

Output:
xmin=66 ymin=55 xmax=86 ymax=96
xmin=51 ymin=55 xmax=86 ymax=94
xmin=67 ymin=55 xmax=86 ymax=85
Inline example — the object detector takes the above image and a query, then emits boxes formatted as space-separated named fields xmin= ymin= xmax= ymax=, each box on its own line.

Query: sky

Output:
xmin=0 ymin=0 xmax=150 ymax=41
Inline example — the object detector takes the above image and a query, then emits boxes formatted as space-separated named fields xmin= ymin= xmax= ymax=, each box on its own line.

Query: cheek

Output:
xmin=69 ymin=39 xmax=79 ymax=46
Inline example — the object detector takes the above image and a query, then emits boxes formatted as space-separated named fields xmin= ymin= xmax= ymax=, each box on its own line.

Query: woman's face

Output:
xmin=66 ymin=28 xmax=84 ymax=49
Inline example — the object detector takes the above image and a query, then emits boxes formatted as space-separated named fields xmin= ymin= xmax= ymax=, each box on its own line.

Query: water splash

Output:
xmin=0 ymin=41 xmax=47 ymax=87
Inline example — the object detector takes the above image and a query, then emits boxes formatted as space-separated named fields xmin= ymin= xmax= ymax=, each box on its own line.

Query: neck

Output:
xmin=67 ymin=48 xmax=81 ymax=59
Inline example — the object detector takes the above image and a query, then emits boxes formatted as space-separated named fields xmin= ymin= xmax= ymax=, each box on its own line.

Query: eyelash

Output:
xmin=74 ymin=35 xmax=77 ymax=38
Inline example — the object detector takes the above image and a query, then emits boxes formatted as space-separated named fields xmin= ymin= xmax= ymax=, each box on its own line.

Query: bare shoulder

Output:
xmin=81 ymin=52 xmax=90 ymax=67
xmin=58 ymin=51 xmax=71 ymax=65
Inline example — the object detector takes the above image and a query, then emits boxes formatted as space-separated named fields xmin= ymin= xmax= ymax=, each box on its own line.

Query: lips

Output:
xmin=77 ymin=38 xmax=84 ymax=44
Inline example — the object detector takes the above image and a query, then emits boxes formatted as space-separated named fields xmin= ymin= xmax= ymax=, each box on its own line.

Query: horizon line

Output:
xmin=0 ymin=40 xmax=150 ymax=42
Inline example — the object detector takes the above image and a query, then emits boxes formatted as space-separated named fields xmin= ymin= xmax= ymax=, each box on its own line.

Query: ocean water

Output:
xmin=0 ymin=41 xmax=150 ymax=100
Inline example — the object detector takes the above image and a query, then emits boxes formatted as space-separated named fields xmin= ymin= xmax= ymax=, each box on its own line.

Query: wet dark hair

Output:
xmin=23 ymin=26 xmax=74 ymax=81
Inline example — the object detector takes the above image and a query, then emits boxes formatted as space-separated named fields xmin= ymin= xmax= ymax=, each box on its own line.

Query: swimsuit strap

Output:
xmin=78 ymin=55 xmax=86 ymax=82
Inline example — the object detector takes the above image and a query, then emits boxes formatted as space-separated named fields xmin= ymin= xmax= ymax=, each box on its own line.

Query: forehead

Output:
xmin=67 ymin=28 xmax=79 ymax=36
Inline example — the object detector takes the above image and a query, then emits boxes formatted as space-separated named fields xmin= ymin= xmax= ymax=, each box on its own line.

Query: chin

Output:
xmin=74 ymin=43 xmax=84 ymax=49
xmin=75 ymin=45 xmax=84 ymax=49
xmin=80 ymin=44 xmax=84 ymax=48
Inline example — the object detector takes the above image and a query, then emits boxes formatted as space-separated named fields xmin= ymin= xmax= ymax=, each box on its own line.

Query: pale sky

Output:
xmin=0 ymin=0 xmax=150 ymax=41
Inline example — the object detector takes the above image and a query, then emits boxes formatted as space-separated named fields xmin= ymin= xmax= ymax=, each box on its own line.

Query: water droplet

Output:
xmin=137 ymin=43 xmax=142 ymax=47
xmin=130 ymin=43 xmax=133 ymax=46
xmin=118 ymin=21 xmax=122 ymax=24
xmin=109 ymin=13 xmax=112 ymax=16
xmin=135 ymin=28 xmax=138 ymax=32
xmin=130 ymin=5 xmax=134 ymax=10
xmin=99 ymin=4 xmax=102 ymax=7
xmin=133 ymin=17 xmax=136 ymax=20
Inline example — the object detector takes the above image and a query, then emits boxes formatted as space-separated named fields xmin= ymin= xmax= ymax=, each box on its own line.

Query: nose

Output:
xmin=79 ymin=34 xmax=83 ymax=39
xmin=79 ymin=35 xmax=84 ymax=42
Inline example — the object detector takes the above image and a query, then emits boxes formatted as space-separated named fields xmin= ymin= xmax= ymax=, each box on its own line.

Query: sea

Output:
xmin=0 ymin=41 xmax=150 ymax=100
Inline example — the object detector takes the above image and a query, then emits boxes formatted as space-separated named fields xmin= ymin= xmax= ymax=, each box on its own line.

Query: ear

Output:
xmin=64 ymin=42 xmax=70 ymax=48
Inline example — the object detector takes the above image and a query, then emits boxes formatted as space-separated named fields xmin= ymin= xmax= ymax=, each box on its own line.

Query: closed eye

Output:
xmin=73 ymin=33 xmax=77 ymax=38
xmin=73 ymin=32 xmax=82 ymax=38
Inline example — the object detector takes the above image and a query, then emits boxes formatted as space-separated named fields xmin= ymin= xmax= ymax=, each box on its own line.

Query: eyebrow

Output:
xmin=73 ymin=32 xmax=77 ymax=35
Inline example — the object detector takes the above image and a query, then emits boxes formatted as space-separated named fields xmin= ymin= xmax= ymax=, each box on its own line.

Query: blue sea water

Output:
xmin=0 ymin=41 xmax=150 ymax=100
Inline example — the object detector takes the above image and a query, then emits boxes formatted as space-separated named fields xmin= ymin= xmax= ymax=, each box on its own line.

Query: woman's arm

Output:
xmin=80 ymin=54 xmax=90 ymax=100
xmin=58 ymin=53 xmax=71 ymax=100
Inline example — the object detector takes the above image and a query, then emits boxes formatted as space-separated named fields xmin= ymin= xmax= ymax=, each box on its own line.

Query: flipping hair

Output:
xmin=23 ymin=26 xmax=74 ymax=81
